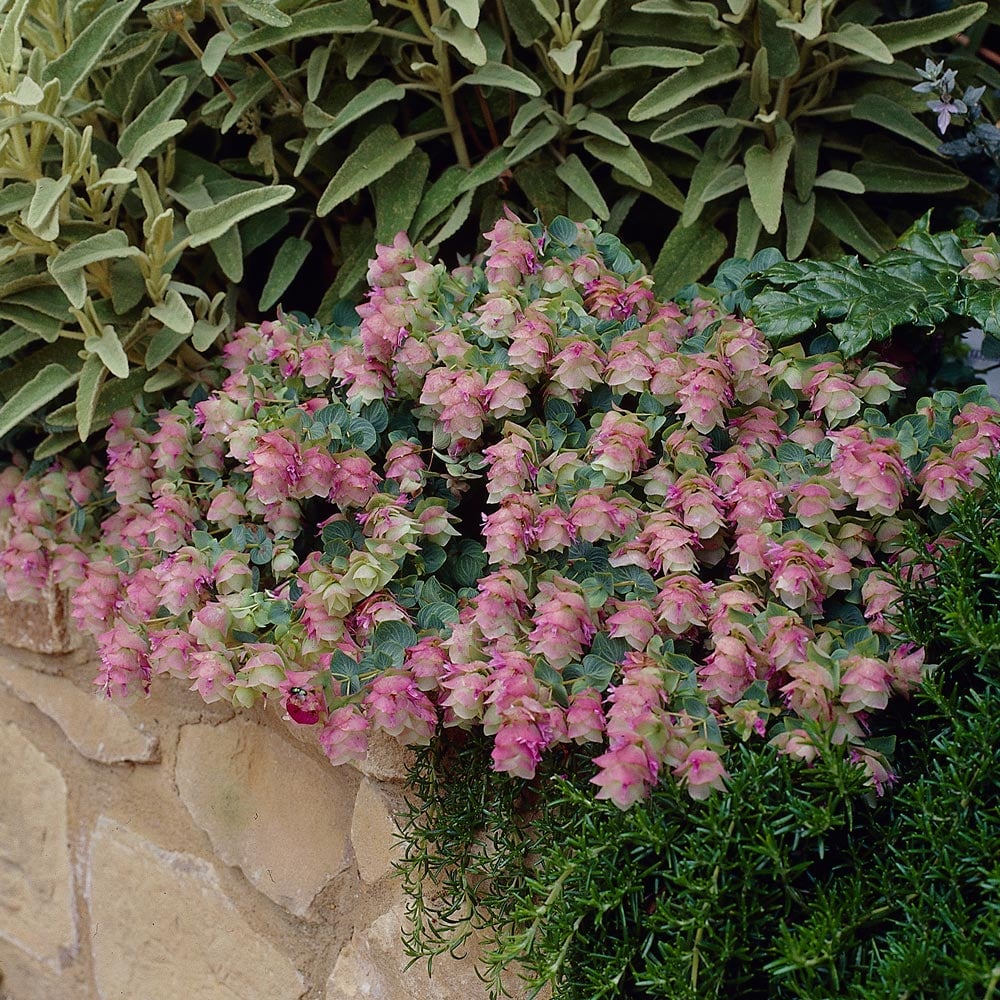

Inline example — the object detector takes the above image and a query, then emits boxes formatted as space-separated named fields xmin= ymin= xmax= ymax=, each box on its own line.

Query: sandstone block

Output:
xmin=351 ymin=779 xmax=404 ymax=885
xmin=0 ymin=587 xmax=76 ymax=655
xmin=0 ymin=722 xmax=75 ymax=967
xmin=351 ymin=728 xmax=416 ymax=783
xmin=0 ymin=654 xmax=158 ymax=764
xmin=175 ymin=718 xmax=356 ymax=915
xmin=88 ymin=818 xmax=306 ymax=1000
xmin=325 ymin=902 xmax=500 ymax=1000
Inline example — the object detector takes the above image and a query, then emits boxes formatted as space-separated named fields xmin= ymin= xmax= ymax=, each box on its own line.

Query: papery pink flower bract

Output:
xmin=605 ymin=337 xmax=655 ymax=393
xmin=474 ymin=568 xmax=530 ymax=640
xmin=403 ymin=635 xmax=449 ymax=692
xmin=589 ymin=411 xmax=653 ymax=483
xmin=247 ymin=429 xmax=302 ymax=505
xmin=330 ymin=453 xmax=381 ymax=509
xmin=666 ymin=473 xmax=726 ymax=540
xmin=483 ymin=494 xmax=540 ymax=563
xmin=583 ymin=274 xmax=654 ymax=322
xmin=805 ymin=361 xmax=862 ymax=425
xmin=483 ymin=208 xmax=539 ymax=286
xmin=656 ymin=574 xmax=711 ymax=634
xmin=673 ymin=747 xmax=728 ymax=800
xmin=528 ymin=577 xmax=596 ymax=670
xmin=676 ymin=356 xmax=733 ymax=433
xmin=566 ymin=688 xmax=607 ymax=743
xmin=700 ymin=631 xmax=761 ymax=703
xmin=384 ymin=439 xmax=427 ymax=494
xmin=638 ymin=514 xmax=701 ymax=575
xmin=829 ymin=428 xmax=909 ymax=517
xmin=95 ymin=623 xmax=151 ymax=698
xmin=591 ymin=742 xmax=658 ymax=809
xmin=440 ymin=659 xmax=490 ymax=723
xmin=364 ymin=673 xmax=437 ymax=745
xmin=605 ymin=600 xmax=657 ymax=651
xmin=550 ymin=339 xmax=606 ymax=393
xmin=886 ymin=643 xmax=925 ymax=695
xmin=319 ymin=705 xmax=370 ymax=766
xmin=839 ymin=655 xmax=891 ymax=713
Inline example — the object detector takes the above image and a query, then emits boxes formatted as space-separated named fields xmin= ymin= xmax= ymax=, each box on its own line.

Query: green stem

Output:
xmin=369 ymin=25 xmax=434 ymax=44
xmin=424 ymin=0 xmax=472 ymax=168
xmin=691 ymin=817 xmax=737 ymax=991
xmin=209 ymin=1 xmax=299 ymax=110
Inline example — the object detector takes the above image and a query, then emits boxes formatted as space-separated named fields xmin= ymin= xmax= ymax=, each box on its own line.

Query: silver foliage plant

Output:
xmin=0 ymin=0 xmax=995 ymax=453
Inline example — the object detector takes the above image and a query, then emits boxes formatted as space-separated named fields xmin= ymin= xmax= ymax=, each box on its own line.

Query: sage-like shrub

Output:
xmin=1 ymin=213 xmax=998 ymax=810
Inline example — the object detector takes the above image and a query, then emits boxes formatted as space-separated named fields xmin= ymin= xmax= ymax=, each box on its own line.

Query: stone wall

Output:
xmin=0 ymin=593 xmax=518 ymax=1000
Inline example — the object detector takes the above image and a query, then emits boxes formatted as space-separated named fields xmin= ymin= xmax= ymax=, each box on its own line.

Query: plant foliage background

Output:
xmin=1 ymin=0 xmax=999 ymax=452
xmin=2 ymin=0 xmax=1000 ymax=996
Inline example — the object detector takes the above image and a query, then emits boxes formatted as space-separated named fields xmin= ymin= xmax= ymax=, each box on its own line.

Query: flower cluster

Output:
xmin=2 ymin=212 xmax=998 ymax=808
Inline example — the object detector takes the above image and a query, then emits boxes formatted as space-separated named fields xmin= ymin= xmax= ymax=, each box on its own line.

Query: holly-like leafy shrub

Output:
xmin=706 ymin=214 xmax=1000 ymax=398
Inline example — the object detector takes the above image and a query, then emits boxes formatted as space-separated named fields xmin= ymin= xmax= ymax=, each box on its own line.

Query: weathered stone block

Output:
xmin=87 ymin=818 xmax=306 ymax=1000
xmin=175 ymin=718 xmax=356 ymax=915
xmin=0 ymin=654 xmax=158 ymax=764
xmin=351 ymin=728 xmax=416 ymax=783
xmin=0 ymin=587 xmax=76 ymax=655
xmin=0 ymin=722 xmax=75 ymax=967
xmin=351 ymin=779 xmax=404 ymax=885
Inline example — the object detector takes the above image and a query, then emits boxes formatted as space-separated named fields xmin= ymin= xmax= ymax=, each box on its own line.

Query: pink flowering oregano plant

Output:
xmin=3 ymin=210 xmax=999 ymax=807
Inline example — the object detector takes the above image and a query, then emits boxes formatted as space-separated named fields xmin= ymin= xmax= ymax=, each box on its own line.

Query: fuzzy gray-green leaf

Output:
xmin=815 ymin=192 xmax=887 ymax=261
xmin=258 ymin=237 xmax=312 ymax=311
xmin=75 ymin=354 xmax=106 ymax=441
xmin=745 ymin=136 xmax=794 ymax=234
xmin=458 ymin=62 xmax=541 ymax=96
xmin=231 ymin=0 xmax=293 ymax=27
xmin=44 ymin=0 xmax=141 ymax=98
xmin=23 ymin=176 xmax=71 ymax=242
xmin=653 ymin=217 xmax=727 ymax=295
xmin=852 ymin=94 xmax=941 ymax=153
xmin=628 ymin=45 xmax=742 ymax=122
xmin=555 ymin=155 xmax=609 ymax=220
xmin=48 ymin=231 xmax=141 ymax=308
xmin=118 ymin=75 xmax=187 ymax=164
xmin=852 ymin=160 xmax=967 ymax=194
xmin=583 ymin=136 xmax=652 ymax=185
xmin=149 ymin=287 xmax=194 ymax=335
xmin=84 ymin=325 xmax=129 ymax=379
xmin=868 ymin=2 xmax=987 ymax=52
xmin=315 ymin=79 xmax=406 ymax=146
xmin=229 ymin=0 xmax=375 ymax=54
xmin=824 ymin=24 xmax=892 ymax=63
xmin=374 ymin=150 xmax=430 ymax=243
xmin=317 ymin=126 xmax=415 ymax=217
xmin=609 ymin=45 xmax=703 ymax=69
xmin=186 ymin=185 xmax=295 ymax=246
xmin=0 ymin=0 xmax=31 ymax=68
xmin=784 ymin=192 xmax=815 ymax=258
xmin=433 ymin=16 xmax=488 ymax=65
xmin=0 ymin=363 xmax=78 ymax=440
